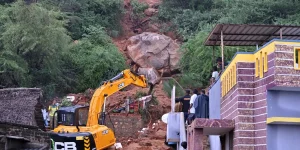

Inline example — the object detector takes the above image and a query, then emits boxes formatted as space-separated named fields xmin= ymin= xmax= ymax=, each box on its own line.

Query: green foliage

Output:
xmin=162 ymin=78 xmax=185 ymax=98
xmin=0 ymin=1 xmax=75 ymax=99
xmin=0 ymin=50 xmax=29 ymax=87
xmin=61 ymin=98 xmax=72 ymax=107
xmin=148 ymin=95 xmax=159 ymax=105
xmin=2 ymin=0 xmax=300 ymax=101
xmin=40 ymin=0 xmax=124 ymax=39
xmin=135 ymin=91 xmax=147 ymax=99
xmin=130 ymin=0 xmax=148 ymax=24
xmin=179 ymin=31 xmax=249 ymax=87
xmin=156 ymin=0 xmax=300 ymax=88
xmin=70 ymin=25 xmax=126 ymax=91
xmin=0 ymin=1 xmax=126 ymax=101
xmin=138 ymin=108 xmax=150 ymax=123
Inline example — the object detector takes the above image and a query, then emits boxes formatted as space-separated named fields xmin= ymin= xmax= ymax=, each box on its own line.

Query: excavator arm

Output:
xmin=86 ymin=69 xmax=147 ymax=127
xmin=50 ymin=69 xmax=149 ymax=150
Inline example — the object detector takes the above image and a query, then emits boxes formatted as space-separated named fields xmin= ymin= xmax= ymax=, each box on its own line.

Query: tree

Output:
xmin=40 ymin=0 xmax=124 ymax=40
xmin=0 ymin=1 xmax=74 ymax=99
xmin=70 ymin=25 xmax=126 ymax=92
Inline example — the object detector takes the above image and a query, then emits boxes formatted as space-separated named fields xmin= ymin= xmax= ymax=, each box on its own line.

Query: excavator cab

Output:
xmin=54 ymin=105 xmax=89 ymax=128
xmin=50 ymin=106 xmax=97 ymax=150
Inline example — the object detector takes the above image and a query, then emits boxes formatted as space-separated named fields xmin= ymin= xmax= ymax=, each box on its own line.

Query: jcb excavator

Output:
xmin=50 ymin=69 xmax=149 ymax=150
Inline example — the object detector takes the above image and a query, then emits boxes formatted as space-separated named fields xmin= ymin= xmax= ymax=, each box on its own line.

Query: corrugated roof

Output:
xmin=204 ymin=24 xmax=300 ymax=46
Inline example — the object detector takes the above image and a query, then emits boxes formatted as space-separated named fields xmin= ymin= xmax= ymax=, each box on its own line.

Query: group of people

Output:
xmin=175 ymin=89 xmax=209 ymax=125
xmin=41 ymin=100 xmax=60 ymax=129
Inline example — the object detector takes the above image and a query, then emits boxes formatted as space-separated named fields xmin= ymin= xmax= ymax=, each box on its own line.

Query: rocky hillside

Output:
xmin=109 ymin=0 xmax=181 ymax=149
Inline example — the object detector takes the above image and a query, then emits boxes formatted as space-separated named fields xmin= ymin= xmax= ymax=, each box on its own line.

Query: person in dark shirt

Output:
xmin=216 ymin=57 xmax=228 ymax=74
xmin=175 ymin=90 xmax=191 ymax=123
xmin=194 ymin=90 xmax=209 ymax=119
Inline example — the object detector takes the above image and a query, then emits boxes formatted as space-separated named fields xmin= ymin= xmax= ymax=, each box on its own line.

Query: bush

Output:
xmin=135 ymin=91 xmax=147 ymax=99
xmin=61 ymin=98 xmax=72 ymax=107
xmin=0 ymin=1 xmax=74 ymax=99
xmin=130 ymin=0 xmax=148 ymax=24
xmin=162 ymin=78 xmax=185 ymax=98
xmin=70 ymin=25 xmax=126 ymax=92
xmin=40 ymin=0 xmax=124 ymax=40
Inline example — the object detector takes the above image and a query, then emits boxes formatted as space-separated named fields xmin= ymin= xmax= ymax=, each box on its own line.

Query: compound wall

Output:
xmin=106 ymin=114 xmax=143 ymax=139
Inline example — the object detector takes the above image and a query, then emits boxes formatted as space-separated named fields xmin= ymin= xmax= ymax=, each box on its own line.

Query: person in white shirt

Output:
xmin=187 ymin=89 xmax=198 ymax=125
xmin=41 ymin=108 xmax=49 ymax=127
xmin=211 ymin=66 xmax=219 ymax=85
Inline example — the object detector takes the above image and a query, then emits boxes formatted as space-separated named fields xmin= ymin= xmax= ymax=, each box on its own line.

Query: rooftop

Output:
xmin=204 ymin=24 xmax=300 ymax=46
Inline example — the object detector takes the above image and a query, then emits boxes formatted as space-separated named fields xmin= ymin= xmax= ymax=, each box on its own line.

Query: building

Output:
xmin=188 ymin=24 xmax=300 ymax=150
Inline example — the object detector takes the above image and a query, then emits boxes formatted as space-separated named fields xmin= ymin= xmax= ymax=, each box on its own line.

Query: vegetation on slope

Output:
xmin=1 ymin=0 xmax=300 ymax=100
xmin=0 ymin=0 xmax=125 ymax=99
xmin=155 ymin=0 xmax=300 ymax=88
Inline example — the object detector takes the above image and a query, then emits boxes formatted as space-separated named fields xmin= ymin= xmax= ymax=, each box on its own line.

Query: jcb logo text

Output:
xmin=54 ymin=142 xmax=77 ymax=150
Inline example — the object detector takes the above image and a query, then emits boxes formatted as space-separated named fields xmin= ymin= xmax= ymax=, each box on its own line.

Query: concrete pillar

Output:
xmin=188 ymin=127 xmax=203 ymax=150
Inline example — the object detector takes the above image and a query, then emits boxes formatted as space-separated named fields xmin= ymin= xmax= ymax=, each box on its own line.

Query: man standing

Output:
xmin=187 ymin=89 xmax=198 ymax=125
xmin=194 ymin=90 xmax=209 ymax=119
xmin=216 ymin=57 xmax=228 ymax=74
xmin=49 ymin=100 xmax=59 ymax=129
xmin=41 ymin=107 xmax=49 ymax=127
xmin=175 ymin=90 xmax=191 ymax=123
xmin=211 ymin=66 xmax=219 ymax=84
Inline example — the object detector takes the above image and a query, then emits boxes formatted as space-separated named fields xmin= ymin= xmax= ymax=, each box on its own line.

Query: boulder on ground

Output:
xmin=126 ymin=32 xmax=180 ymax=75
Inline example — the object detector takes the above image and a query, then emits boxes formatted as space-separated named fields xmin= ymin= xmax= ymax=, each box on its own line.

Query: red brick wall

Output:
xmin=273 ymin=45 xmax=300 ymax=87
xmin=220 ymin=43 xmax=300 ymax=150
xmin=251 ymin=52 xmax=276 ymax=150
xmin=221 ymin=61 xmax=271 ymax=150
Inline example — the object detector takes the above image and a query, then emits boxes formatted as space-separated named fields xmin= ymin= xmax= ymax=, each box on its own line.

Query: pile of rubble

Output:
xmin=121 ymin=120 xmax=171 ymax=150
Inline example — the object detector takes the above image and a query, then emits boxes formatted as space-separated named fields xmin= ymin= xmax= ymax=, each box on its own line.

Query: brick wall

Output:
xmin=0 ymin=122 xmax=50 ymax=147
xmin=106 ymin=114 xmax=143 ymax=139
xmin=219 ymin=42 xmax=300 ymax=150
xmin=220 ymin=53 xmax=276 ymax=150
xmin=273 ymin=45 xmax=300 ymax=87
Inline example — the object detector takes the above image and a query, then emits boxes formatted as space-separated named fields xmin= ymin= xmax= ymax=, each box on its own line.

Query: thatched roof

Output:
xmin=0 ymin=88 xmax=45 ymax=131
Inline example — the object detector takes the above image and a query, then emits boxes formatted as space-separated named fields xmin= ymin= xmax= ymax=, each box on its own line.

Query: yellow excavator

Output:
xmin=50 ymin=69 xmax=150 ymax=150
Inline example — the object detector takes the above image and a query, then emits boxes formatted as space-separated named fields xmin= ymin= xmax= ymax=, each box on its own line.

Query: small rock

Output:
xmin=161 ymin=145 xmax=173 ymax=150
xmin=153 ymin=129 xmax=166 ymax=139
xmin=115 ymin=143 xmax=123 ymax=149
xmin=139 ymin=141 xmax=153 ymax=146
xmin=144 ymin=8 xmax=158 ymax=16
xmin=133 ymin=28 xmax=142 ymax=34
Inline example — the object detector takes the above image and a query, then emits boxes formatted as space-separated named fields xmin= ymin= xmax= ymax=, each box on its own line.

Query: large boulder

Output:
xmin=126 ymin=32 xmax=180 ymax=75
xmin=0 ymin=88 xmax=45 ymax=131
